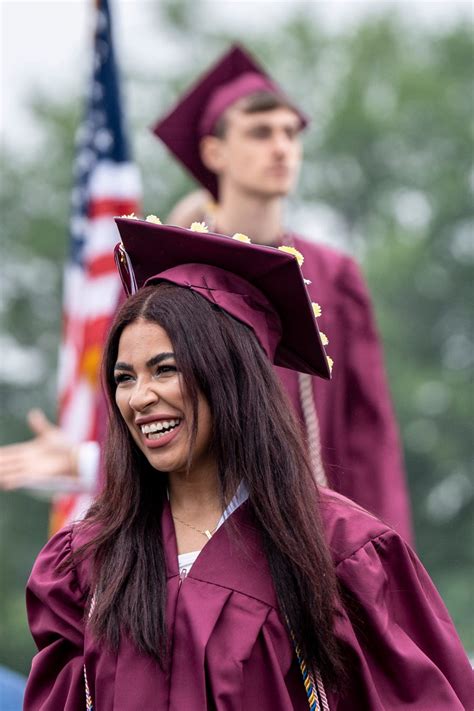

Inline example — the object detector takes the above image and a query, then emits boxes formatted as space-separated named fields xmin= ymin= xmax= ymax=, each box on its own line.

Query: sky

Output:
xmin=1 ymin=0 xmax=472 ymax=152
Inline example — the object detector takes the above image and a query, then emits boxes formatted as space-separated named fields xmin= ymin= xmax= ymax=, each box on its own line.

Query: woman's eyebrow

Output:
xmin=114 ymin=361 xmax=133 ymax=372
xmin=114 ymin=352 xmax=175 ymax=372
xmin=146 ymin=352 xmax=175 ymax=368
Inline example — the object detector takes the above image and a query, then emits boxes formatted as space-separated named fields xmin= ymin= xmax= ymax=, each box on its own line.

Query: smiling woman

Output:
xmin=23 ymin=220 xmax=473 ymax=710
xmin=113 ymin=319 xmax=213 ymax=477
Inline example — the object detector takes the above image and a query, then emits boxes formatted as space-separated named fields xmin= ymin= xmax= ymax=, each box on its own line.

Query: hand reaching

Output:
xmin=0 ymin=409 xmax=78 ymax=491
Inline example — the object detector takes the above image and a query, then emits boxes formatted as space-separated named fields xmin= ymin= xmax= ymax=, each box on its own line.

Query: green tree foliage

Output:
xmin=1 ymin=9 xmax=472 ymax=674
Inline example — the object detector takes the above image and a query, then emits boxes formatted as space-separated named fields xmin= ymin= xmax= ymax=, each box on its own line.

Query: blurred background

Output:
xmin=1 ymin=0 xmax=473 ymax=677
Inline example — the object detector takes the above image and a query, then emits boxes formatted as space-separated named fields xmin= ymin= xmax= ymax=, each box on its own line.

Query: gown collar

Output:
xmin=161 ymin=484 xmax=277 ymax=608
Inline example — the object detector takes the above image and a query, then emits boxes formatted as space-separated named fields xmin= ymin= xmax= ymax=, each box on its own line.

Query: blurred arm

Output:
xmin=0 ymin=409 xmax=99 ymax=493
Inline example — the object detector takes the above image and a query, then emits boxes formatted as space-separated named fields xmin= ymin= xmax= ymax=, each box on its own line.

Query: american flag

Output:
xmin=50 ymin=0 xmax=141 ymax=533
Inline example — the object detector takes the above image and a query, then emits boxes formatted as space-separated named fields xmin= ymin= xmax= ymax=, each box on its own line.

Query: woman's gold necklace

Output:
xmin=172 ymin=513 xmax=221 ymax=541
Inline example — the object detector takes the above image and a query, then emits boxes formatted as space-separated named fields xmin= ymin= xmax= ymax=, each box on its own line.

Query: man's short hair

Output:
xmin=212 ymin=90 xmax=298 ymax=138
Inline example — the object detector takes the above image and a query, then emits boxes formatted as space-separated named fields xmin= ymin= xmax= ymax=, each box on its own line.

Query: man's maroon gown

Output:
xmin=275 ymin=236 xmax=412 ymax=541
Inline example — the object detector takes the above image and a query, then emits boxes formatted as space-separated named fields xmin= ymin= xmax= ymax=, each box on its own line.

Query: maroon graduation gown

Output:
xmin=24 ymin=491 xmax=472 ymax=710
xmin=275 ymin=235 xmax=413 ymax=542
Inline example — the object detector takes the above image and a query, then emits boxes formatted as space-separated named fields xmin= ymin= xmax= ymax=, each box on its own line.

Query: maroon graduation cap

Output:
xmin=114 ymin=217 xmax=331 ymax=379
xmin=152 ymin=44 xmax=309 ymax=200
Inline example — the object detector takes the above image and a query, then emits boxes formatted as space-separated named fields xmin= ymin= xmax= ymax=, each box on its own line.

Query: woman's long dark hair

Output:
xmin=76 ymin=283 xmax=343 ymax=686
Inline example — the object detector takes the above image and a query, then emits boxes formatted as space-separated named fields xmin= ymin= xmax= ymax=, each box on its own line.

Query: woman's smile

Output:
xmin=135 ymin=415 xmax=184 ymax=448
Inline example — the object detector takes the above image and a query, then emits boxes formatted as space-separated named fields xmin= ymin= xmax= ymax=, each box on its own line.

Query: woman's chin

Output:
xmin=143 ymin=452 xmax=186 ymax=474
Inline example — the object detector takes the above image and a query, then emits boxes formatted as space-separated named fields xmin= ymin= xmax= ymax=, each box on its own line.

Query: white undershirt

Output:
xmin=177 ymin=481 xmax=249 ymax=578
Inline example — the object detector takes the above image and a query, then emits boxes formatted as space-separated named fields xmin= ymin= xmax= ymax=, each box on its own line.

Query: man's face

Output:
xmin=203 ymin=106 xmax=303 ymax=199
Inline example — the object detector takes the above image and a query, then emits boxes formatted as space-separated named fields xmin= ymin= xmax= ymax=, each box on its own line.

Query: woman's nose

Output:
xmin=129 ymin=382 xmax=159 ymax=412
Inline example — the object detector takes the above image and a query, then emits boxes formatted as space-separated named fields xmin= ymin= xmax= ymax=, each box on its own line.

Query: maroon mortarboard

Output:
xmin=152 ymin=44 xmax=309 ymax=200
xmin=114 ymin=217 xmax=331 ymax=379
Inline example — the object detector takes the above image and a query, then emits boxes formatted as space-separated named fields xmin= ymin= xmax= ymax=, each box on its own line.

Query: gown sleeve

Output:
xmin=338 ymin=256 xmax=413 ymax=543
xmin=332 ymin=529 xmax=473 ymax=710
xmin=24 ymin=526 xmax=88 ymax=711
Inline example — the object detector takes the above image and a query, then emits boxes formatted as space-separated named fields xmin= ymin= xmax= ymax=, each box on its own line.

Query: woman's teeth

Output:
xmin=140 ymin=419 xmax=181 ymax=439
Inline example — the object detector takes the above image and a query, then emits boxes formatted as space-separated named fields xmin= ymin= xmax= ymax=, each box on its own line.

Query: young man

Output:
xmin=154 ymin=44 xmax=412 ymax=540
xmin=0 ymin=45 xmax=412 ymax=542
